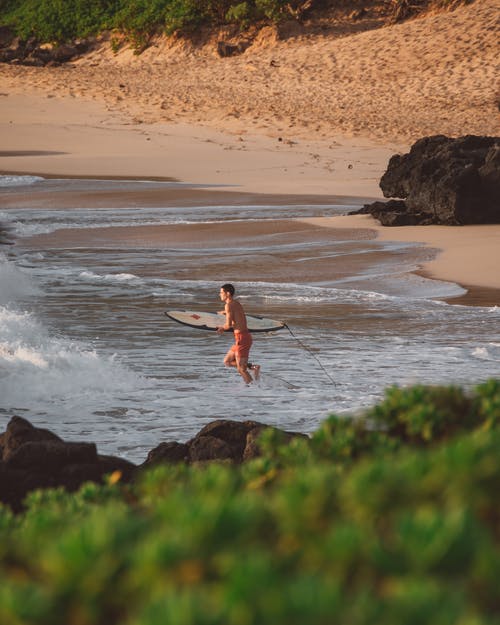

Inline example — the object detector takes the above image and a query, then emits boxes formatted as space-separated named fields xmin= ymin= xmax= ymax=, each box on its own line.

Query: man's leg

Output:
xmin=236 ymin=355 xmax=253 ymax=384
xmin=223 ymin=347 xmax=237 ymax=369
xmin=247 ymin=361 xmax=261 ymax=380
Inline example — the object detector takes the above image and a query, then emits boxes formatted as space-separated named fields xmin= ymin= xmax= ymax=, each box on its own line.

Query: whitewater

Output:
xmin=1 ymin=176 xmax=499 ymax=463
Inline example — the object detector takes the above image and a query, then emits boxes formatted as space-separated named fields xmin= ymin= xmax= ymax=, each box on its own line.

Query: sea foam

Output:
xmin=0 ymin=175 xmax=44 ymax=187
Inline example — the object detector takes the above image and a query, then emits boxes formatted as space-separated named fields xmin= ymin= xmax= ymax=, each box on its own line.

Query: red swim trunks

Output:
xmin=231 ymin=330 xmax=253 ymax=360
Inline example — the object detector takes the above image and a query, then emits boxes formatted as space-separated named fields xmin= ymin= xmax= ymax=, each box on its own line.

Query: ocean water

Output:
xmin=1 ymin=175 xmax=499 ymax=463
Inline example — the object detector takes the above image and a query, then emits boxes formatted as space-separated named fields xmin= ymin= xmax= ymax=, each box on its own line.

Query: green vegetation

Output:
xmin=0 ymin=0 xmax=470 ymax=48
xmin=1 ymin=379 xmax=500 ymax=624
xmin=0 ymin=0 xmax=295 ymax=44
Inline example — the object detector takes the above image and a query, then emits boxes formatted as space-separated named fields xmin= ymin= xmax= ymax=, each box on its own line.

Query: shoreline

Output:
xmin=2 ymin=173 xmax=500 ymax=307
xmin=7 ymin=189 xmax=500 ymax=307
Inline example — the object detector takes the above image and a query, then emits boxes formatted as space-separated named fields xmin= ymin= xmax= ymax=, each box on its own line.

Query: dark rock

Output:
xmin=0 ymin=416 xmax=137 ymax=512
xmin=243 ymin=425 xmax=309 ymax=461
xmin=353 ymin=135 xmax=500 ymax=226
xmin=349 ymin=199 xmax=426 ymax=226
xmin=382 ymin=135 xmax=500 ymax=225
xmin=479 ymin=143 xmax=500 ymax=186
xmin=142 ymin=441 xmax=189 ymax=466
xmin=0 ymin=416 xmax=307 ymax=511
xmin=189 ymin=419 xmax=263 ymax=462
xmin=0 ymin=465 xmax=58 ymax=513
xmin=352 ymin=199 xmax=407 ymax=216
xmin=62 ymin=455 xmax=136 ymax=485
xmin=97 ymin=454 xmax=136 ymax=480
xmin=189 ymin=419 xmax=309 ymax=463
xmin=242 ymin=426 xmax=267 ymax=461
xmin=378 ymin=212 xmax=422 ymax=226
xmin=143 ymin=419 xmax=309 ymax=466
xmin=60 ymin=463 xmax=110 ymax=486
xmin=5 ymin=440 xmax=98 ymax=471
xmin=189 ymin=435 xmax=235 ymax=463
xmin=1 ymin=416 xmax=62 ymax=462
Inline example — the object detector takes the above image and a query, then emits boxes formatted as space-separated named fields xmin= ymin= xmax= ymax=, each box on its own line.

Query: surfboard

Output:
xmin=165 ymin=310 xmax=286 ymax=333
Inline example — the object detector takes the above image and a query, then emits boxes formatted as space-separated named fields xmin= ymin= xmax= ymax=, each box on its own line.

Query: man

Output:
xmin=216 ymin=283 xmax=260 ymax=384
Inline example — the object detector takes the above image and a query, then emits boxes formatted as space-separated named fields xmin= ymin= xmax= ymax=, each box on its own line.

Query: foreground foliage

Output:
xmin=0 ymin=379 xmax=499 ymax=625
xmin=0 ymin=0 xmax=470 ymax=47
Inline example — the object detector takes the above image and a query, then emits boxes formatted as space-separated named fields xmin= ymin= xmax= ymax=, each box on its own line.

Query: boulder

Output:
xmin=188 ymin=435 xmax=235 ymax=463
xmin=243 ymin=425 xmax=308 ymax=461
xmin=187 ymin=419 xmax=308 ymax=464
xmin=190 ymin=419 xmax=263 ymax=461
xmin=0 ymin=416 xmax=136 ymax=512
xmin=0 ymin=415 xmax=62 ymax=462
xmin=142 ymin=441 xmax=189 ymax=467
xmin=352 ymin=135 xmax=500 ymax=225
xmin=144 ymin=419 xmax=309 ymax=466
xmin=5 ymin=440 xmax=98 ymax=471
xmin=0 ymin=465 xmax=58 ymax=512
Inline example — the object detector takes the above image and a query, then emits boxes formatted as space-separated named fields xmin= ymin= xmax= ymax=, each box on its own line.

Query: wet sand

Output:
xmin=0 ymin=181 xmax=375 ymax=211
xmin=22 ymin=214 xmax=491 ymax=304
xmin=2 ymin=178 xmax=499 ymax=306
xmin=298 ymin=215 xmax=500 ymax=305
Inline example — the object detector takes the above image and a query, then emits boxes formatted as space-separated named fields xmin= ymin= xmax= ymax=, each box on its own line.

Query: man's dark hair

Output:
xmin=221 ymin=283 xmax=235 ymax=296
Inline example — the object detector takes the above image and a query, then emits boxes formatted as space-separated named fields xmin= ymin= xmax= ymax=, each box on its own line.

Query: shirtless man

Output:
xmin=216 ymin=284 xmax=260 ymax=384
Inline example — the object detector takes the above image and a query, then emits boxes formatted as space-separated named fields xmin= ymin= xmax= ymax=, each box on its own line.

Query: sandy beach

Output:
xmin=0 ymin=0 xmax=499 ymax=300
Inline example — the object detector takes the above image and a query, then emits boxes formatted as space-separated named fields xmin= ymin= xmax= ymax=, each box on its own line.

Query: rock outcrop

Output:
xmin=0 ymin=27 xmax=90 ymax=65
xmin=353 ymin=135 xmax=500 ymax=226
xmin=142 ymin=419 xmax=308 ymax=467
xmin=0 ymin=416 xmax=136 ymax=512
xmin=0 ymin=416 xmax=307 ymax=511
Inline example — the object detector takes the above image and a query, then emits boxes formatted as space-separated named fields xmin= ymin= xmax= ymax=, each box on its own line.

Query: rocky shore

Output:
xmin=0 ymin=416 xmax=306 ymax=512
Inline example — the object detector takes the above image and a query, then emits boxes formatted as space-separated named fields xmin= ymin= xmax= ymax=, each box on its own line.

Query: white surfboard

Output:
xmin=165 ymin=309 xmax=286 ymax=333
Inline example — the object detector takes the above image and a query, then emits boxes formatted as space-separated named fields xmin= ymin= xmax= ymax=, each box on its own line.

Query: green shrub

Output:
xmin=365 ymin=384 xmax=477 ymax=444
xmin=474 ymin=378 xmax=500 ymax=429
xmin=0 ymin=0 xmax=472 ymax=47
xmin=2 ymin=0 xmax=120 ymax=43
xmin=0 ymin=0 xmax=321 ymax=45
xmin=1 ymin=381 xmax=500 ymax=624
xmin=226 ymin=2 xmax=252 ymax=27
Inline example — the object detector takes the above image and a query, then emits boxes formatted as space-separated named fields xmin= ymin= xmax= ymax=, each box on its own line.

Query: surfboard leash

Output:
xmin=282 ymin=323 xmax=337 ymax=387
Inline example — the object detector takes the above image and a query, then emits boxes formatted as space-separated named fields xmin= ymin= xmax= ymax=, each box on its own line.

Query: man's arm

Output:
xmin=216 ymin=302 xmax=234 ymax=334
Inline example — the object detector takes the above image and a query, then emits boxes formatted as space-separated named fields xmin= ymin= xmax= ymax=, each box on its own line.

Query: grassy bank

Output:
xmin=0 ymin=0 xmax=470 ymax=48
xmin=1 ymin=379 xmax=499 ymax=624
